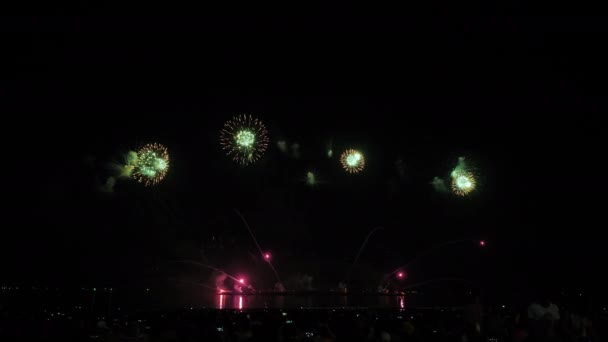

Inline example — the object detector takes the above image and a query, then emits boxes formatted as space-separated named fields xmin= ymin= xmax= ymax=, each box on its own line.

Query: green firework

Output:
xmin=132 ymin=143 xmax=170 ymax=186
xmin=450 ymin=157 xmax=476 ymax=196
xmin=340 ymin=149 xmax=365 ymax=173
xmin=220 ymin=114 xmax=269 ymax=165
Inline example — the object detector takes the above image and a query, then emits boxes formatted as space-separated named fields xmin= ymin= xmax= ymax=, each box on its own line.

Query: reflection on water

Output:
xmin=218 ymin=294 xmax=225 ymax=309
xmin=213 ymin=294 xmax=407 ymax=310
xmin=218 ymin=295 xmax=246 ymax=310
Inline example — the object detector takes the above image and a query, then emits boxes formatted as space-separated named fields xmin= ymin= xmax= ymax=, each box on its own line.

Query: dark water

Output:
xmin=156 ymin=285 xmax=467 ymax=309
xmin=152 ymin=286 xmax=469 ymax=310
xmin=1 ymin=287 xmax=465 ymax=312
xmin=210 ymin=294 xmax=407 ymax=310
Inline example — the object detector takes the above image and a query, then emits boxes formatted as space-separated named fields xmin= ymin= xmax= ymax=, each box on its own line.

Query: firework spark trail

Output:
xmin=163 ymin=260 xmax=243 ymax=284
xmin=234 ymin=209 xmax=284 ymax=288
xmin=170 ymin=278 xmax=218 ymax=291
xmin=386 ymin=238 xmax=480 ymax=278
xmin=345 ymin=226 xmax=384 ymax=284
xmin=220 ymin=114 xmax=269 ymax=165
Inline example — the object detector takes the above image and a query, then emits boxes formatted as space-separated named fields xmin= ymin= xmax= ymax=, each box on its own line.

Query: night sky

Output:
xmin=3 ymin=8 xmax=607 ymax=300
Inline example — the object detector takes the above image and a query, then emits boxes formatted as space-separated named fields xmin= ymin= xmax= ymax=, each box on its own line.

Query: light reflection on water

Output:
xmin=212 ymin=294 xmax=406 ymax=310
xmin=218 ymin=294 xmax=224 ymax=309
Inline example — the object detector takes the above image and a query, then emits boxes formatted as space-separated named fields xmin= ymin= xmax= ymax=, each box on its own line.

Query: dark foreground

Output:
xmin=1 ymin=305 xmax=606 ymax=342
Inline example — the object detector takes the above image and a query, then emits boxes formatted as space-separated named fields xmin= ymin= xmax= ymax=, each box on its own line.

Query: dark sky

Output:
xmin=3 ymin=7 xmax=607 ymax=298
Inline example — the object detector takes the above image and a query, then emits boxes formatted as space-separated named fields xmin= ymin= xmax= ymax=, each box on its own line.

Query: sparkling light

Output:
xmin=340 ymin=149 xmax=365 ymax=173
xmin=132 ymin=143 xmax=170 ymax=186
xmin=457 ymin=175 xmax=472 ymax=188
xmin=451 ymin=171 xmax=476 ymax=196
xmin=479 ymin=240 xmax=486 ymax=247
xmin=220 ymin=114 xmax=269 ymax=165
xmin=236 ymin=130 xmax=255 ymax=147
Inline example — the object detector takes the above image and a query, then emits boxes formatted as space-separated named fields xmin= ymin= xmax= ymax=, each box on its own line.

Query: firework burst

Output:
xmin=220 ymin=114 xmax=269 ymax=165
xmin=340 ymin=149 xmax=365 ymax=173
xmin=451 ymin=170 xmax=476 ymax=196
xmin=132 ymin=143 xmax=170 ymax=186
